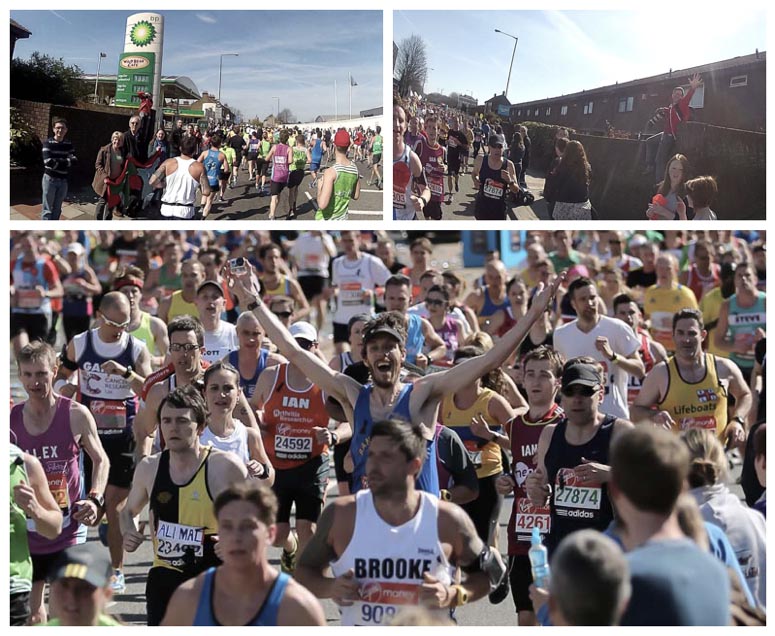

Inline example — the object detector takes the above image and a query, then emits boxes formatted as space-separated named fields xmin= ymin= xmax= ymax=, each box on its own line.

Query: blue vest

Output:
xmin=204 ymin=149 xmax=221 ymax=186
xmin=78 ymin=330 xmax=137 ymax=438
xmin=405 ymin=313 xmax=425 ymax=364
xmin=350 ymin=383 xmax=439 ymax=494
xmin=228 ymin=348 xmax=268 ymax=399
xmin=311 ymin=139 xmax=323 ymax=163
xmin=193 ymin=567 xmax=289 ymax=626
xmin=13 ymin=256 xmax=52 ymax=315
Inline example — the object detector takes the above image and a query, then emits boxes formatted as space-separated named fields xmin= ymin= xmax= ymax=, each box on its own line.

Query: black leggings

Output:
xmin=462 ymin=473 xmax=503 ymax=545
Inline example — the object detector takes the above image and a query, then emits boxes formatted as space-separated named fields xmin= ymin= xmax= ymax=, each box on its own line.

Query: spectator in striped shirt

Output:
xmin=41 ymin=118 xmax=77 ymax=220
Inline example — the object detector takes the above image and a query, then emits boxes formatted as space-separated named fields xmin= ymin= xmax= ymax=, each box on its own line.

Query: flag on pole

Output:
xmin=350 ymin=74 xmax=358 ymax=87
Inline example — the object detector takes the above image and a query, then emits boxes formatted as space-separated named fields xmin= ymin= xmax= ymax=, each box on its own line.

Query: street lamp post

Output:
xmin=218 ymin=53 xmax=239 ymax=103
xmin=272 ymin=97 xmax=280 ymax=123
xmin=94 ymin=52 xmax=107 ymax=102
xmin=494 ymin=29 xmax=518 ymax=101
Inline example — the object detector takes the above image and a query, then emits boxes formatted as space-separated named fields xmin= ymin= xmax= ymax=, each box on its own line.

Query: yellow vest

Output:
xmin=440 ymin=388 xmax=502 ymax=478
xmin=644 ymin=283 xmax=699 ymax=352
xmin=660 ymin=353 xmax=728 ymax=439
xmin=168 ymin=290 xmax=200 ymax=321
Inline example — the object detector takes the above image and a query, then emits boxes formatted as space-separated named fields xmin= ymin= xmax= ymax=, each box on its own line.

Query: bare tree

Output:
xmin=278 ymin=107 xmax=295 ymax=124
xmin=395 ymin=34 xmax=428 ymax=98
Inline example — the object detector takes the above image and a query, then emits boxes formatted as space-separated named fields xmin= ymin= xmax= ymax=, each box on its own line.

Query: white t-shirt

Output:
xmin=200 ymin=419 xmax=250 ymax=464
xmin=553 ymin=316 xmax=640 ymax=419
xmin=203 ymin=321 xmax=238 ymax=363
xmin=331 ymin=252 xmax=391 ymax=325
xmin=290 ymin=232 xmax=336 ymax=277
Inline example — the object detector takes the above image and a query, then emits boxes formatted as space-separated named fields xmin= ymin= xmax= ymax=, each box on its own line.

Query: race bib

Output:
xmin=393 ymin=189 xmax=406 ymax=209
xmin=356 ymin=582 xmax=417 ymax=625
xmin=463 ymin=440 xmax=483 ymax=469
xmin=17 ymin=288 xmax=41 ymax=309
xmin=514 ymin=498 xmax=551 ymax=536
xmin=90 ymin=399 xmax=128 ymax=433
xmin=429 ymin=179 xmax=443 ymax=198
xmin=340 ymin=281 xmax=365 ymax=307
xmin=554 ymin=468 xmax=601 ymax=510
xmin=156 ymin=520 xmax=204 ymax=558
xmin=274 ymin=434 xmax=313 ymax=456
xmin=483 ymin=179 xmax=504 ymax=199
xmin=651 ymin=311 xmax=673 ymax=345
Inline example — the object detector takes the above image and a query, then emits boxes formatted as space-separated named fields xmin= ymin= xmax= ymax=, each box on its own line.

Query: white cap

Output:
xmin=289 ymin=321 xmax=317 ymax=342
xmin=65 ymin=242 xmax=85 ymax=256
xmin=628 ymin=234 xmax=648 ymax=249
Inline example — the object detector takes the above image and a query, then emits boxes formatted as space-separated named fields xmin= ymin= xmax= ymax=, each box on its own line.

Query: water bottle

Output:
xmin=528 ymin=526 xmax=550 ymax=589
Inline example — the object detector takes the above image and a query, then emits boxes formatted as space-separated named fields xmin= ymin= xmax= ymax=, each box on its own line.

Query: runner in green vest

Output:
xmin=256 ymin=131 xmax=273 ymax=195
xmin=368 ymin=126 xmax=383 ymax=189
xmin=288 ymin=134 xmax=311 ymax=219
xmin=10 ymin=444 xmax=63 ymax=625
xmin=315 ymin=129 xmax=360 ymax=221
xmin=43 ymin=543 xmax=122 ymax=626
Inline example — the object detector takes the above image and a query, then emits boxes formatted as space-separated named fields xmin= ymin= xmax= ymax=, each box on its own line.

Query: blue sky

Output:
xmin=12 ymin=10 xmax=382 ymax=122
xmin=394 ymin=10 xmax=767 ymax=104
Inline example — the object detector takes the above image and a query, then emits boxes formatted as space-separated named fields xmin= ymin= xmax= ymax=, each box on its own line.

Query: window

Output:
xmin=517 ymin=109 xmax=521 ymax=116
xmin=618 ymin=96 xmax=634 ymax=113
xmin=687 ymin=85 xmax=705 ymax=108
xmin=561 ymin=105 xmax=568 ymax=116
xmin=535 ymin=108 xmax=539 ymax=116
xmin=546 ymin=107 xmax=551 ymax=116
xmin=730 ymin=75 xmax=748 ymax=88
xmin=583 ymin=101 xmax=594 ymax=115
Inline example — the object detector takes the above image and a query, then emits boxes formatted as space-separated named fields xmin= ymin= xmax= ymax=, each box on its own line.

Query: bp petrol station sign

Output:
xmin=115 ymin=52 xmax=156 ymax=107
xmin=114 ymin=14 xmax=164 ymax=110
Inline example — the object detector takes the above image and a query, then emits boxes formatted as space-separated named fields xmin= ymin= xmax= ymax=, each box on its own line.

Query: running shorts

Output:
xmin=270 ymin=180 xmax=287 ymax=196
xmin=509 ymin=554 xmax=535 ymax=613
xmin=288 ymin=169 xmax=305 ymax=188
xmin=298 ymin=275 xmax=327 ymax=300
xmin=11 ymin=313 xmax=50 ymax=343
xmin=332 ymin=321 xmax=350 ymax=344
xmin=273 ymin=454 xmax=329 ymax=523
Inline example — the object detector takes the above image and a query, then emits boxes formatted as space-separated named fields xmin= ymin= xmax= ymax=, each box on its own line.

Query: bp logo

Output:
xmin=130 ymin=20 xmax=157 ymax=47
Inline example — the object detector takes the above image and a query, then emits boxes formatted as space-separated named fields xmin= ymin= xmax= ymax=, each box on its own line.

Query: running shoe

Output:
xmin=455 ymin=182 xmax=459 ymax=193
xmin=111 ymin=570 xmax=127 ymax=594
xmin=488 ymin=569 xmax=510 ymax=604
xmin=280 ymin=534 xmax=298 ymax=573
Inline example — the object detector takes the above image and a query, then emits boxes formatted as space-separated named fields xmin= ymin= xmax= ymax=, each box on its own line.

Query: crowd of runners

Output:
xmin=43 ymin=98 xmax=383 ymax=222
xmin=10 ymin=228 xmax=766 ymax=626
xmin=394 ymin=76 xmax=725 ymax=222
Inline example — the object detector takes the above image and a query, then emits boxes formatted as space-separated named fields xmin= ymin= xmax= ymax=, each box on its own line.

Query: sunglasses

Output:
xmin=101 ymin=315 xmax=130 ymax=329
xmin=491 ymin=144 xmax=504 ymax=149
xmin=272 ymin=310 xmax=292 ymax=319
xmin=561 ymin=385 xmax=598 ymax=398
xmin=425 ymin=298 xmax=445 ymax=307
xmin=170 ymin=343 xmax=200 ymax=352
xmin=295 ymin=339 xmax=316 ymax=350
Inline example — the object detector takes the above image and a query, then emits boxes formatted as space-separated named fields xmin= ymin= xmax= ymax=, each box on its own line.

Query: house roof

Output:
xmin=78 ymin=74 xmax=201 ymax=100
xmin=11 ymin=18 xmax=31 ymax=38
xmin=510 ymin=51 xmax=766 ymax=108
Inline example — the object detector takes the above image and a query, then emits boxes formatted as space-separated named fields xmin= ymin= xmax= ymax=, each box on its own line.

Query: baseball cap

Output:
xmin=561 ymin=363 xmax=602 ymax=390
xmin=64 ymin=242 xmax=85 ymax=256
xmin=197 ymin=280 xmax=224 ymax=296
xmin=628 ymin=234 xmax=648 ymax=249
xmin=334 ymin=129 xmax=351 ymax=148
xmin=488 ymin=133 xmax=506 ymax=147
xmin=289 ymin=321 xmax=317 ymax=342
xmin=49 ymin=543 xmax=112 ymax=588
xmin=363 ymin=325 xmax=404 ymax=345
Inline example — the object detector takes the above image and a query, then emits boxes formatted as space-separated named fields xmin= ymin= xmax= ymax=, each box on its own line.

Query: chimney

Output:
xmin=756 ymin=48 xmax=759 ymax=59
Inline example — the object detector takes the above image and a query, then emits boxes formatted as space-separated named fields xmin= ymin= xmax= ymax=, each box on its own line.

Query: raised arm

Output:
xmin=421 ymin=274 xmax=564 ymax=399
xmin=226 ymin=263 xmax=360 ymax=406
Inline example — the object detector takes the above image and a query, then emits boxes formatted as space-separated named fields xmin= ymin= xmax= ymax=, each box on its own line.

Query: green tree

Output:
xmin=11 ymin=52 xmax=89 ymax=105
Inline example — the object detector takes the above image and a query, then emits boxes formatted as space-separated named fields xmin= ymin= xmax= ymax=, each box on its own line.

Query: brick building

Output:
xmin=509 ymin=51 xmax=766 ymax=135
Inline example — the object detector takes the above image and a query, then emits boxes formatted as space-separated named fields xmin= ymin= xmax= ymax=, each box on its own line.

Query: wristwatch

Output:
xmin=87 ymin=491 xmax=105 ymax=509
xmin=330 ymin=431 xmax=339 ymax=446
xmin=609 ymin=352 xmax=619 ymax=363
xmin=247 ymin=298 xmax=262 ymax=311
xmin=440 ymin=489 xmax=452 ymax=501
xmin=451 ymin=584 xmax=468 ymax=608
xmin=732 ymin=416 xmax=746 ymax=426
xmin=122 ymin=365 xmax=133 ymax=379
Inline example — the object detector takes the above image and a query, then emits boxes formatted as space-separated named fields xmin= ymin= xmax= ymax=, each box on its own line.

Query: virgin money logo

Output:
xmin=277 ymin=423 xmax=292 ymax=436
xmin=557 ymin=467 xmax=579 ymax=487
xmin=360 ymin=582 xmax=383 ymax=603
